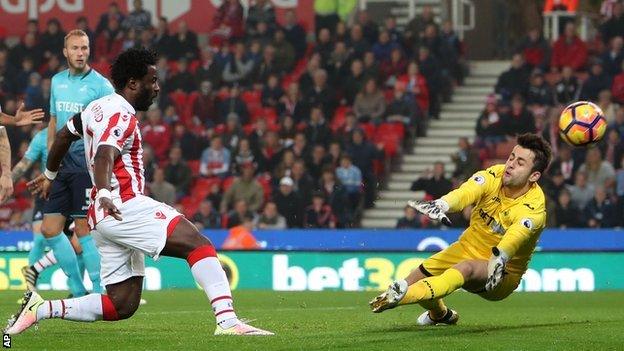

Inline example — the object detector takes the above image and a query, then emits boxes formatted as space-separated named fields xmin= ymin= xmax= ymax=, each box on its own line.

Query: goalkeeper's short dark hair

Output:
xmin=110 ymin=48 xmax=157 ymax=91
xmin=517 ymin=133 xmax=552 ymax=174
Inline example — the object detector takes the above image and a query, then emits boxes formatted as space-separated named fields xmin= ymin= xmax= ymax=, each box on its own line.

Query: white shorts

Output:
xmin=91 ymin=195 xmax=183 ymax=286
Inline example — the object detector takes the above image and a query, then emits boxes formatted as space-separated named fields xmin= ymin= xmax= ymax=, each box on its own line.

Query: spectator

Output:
xmin=212 ymin=0 xmax=245 ymax=42
xmin=96 ymin=2 xmax=125 ymax=36
xmin=495 ymin=53 xmax=530 ymax=102
xmin=597 ymin=90 xmax=618 ymax=123
xmin=384 ymin=15 xmax=403 ymax=44
xmin=347 ymin=24 xmax=371 ymax=59
xmin=554 ymin=66 xmax=581 ymax=105
xmin=581 ymin=61 xmax=612 ymax=101
xmin=502 ymin=95 xmax=537 ymax=136
xmin=24 ymin=73 xmax=44 ymax=110
xmin=123 ymin=0 xmax=152 ymax=31
xmin=206 ymin=182 xmax=223 ymax=210
xmin=372 ymin=30 xmax=399 ymax=62
xmin=440 ymin=20 xmax=465 ymax=84
xmin=172 ymin=123 xmax=203 ymax=161
xmin=380 ymin=47 xmax=407 ymax=87
xmin=142 ymin=145 xmax=157 ymax=183
xmin=141 ymin=107 xmax=171 ymax=161
xmin=307 ymin=144 xmax=330 ymax=180
xmin=303 ymin=68 xmax=337 ymax=119
xmin=278 ymin=115 xmax=297 ymax=148
xmin=164 ymin=146 xmax=193 ymax=198
xmin=303 ymin=192 xmax=337 ymax=228
xmin=601 ymin=36 xmax=624 ymax=76
xmin=291 ymin=160 xmax=315 ymax=205
xmin=169 ymin=21 xmax=199 ymax=60
xmin=200 ymin=136 xmax=231 ymax=178
xmin=396 ymin=206 xmax=423 ymax=229
xmin=298 ymin=53 xmax=322 ymax=93
xmin=257 ymin=131 xmax=283 ymax=173
xmin=405 ymin=5 xmax=437 ymax=52
xmin=8 ymin=33 xmax=41 ymax=69
xmin=327 ymin=41 xmax=351 ymax=86
xmin=386 ymin=82 xmax=420 ymax=130
xmin=233 ymin=138 xmax=256 ymax=174
xmin=223 ymin=213 xmax=261 ymax=249
xmin=167 ymin=58 xmax=196 ymax=93
xmin=193 ymin=80 xmax=219 ymax=127
xmin=554 ymin=189 xmax=581 ymax=228
xmin=246 ymin=0 xmax=276 ymax=35
xmin=363 ymin=51 xmax=381 ymax=82
xmin=356 ymin=10 xmax=379 ymax=45
xmin=345 ymin=129 xmax=382 ymax=208
xmin=542 ymin=168 xmax=567 ymax=203
xmin=256 ymin=201 xmax=287 ymax=229
xmin=600 ymin=128 xmax=624 ymax=168
xmin=398 ymin=61 xmax=430 ymax=115
xmin=272 ymin=176 xmax=304 ymax=228
xmin=96 ymin=17 xmax=124 ymax=62
xmin=272 ymin=28 xmax=296 ymax=73
xmin=252 ymin=45 xmax=279 ymax=84
xmin=149 ymin=168 xmax=176 ymax=206
xmin=353 ymin=78 xmax=386 ymax=124
xmin=222 ymin=114 xmax=245 ymax=150
xmin=342 ymin=59 xmax=367 ymax=105
xmin=476 ymin=95 xmax=506 ymax=143
xmin=15 ymin=58 xmax=35 ymax=94
xmin=273 ymin=149 xmax=296 ymax=181
xmin=315 ymin=28 xmax=334 ymax=66
xmin=221 ymin=164 xmax=264 ymax=214
xmin=39 ymin=18 xmax=65 ymax=60
xmin=601 ymin=2 xmax=624 ymax=43
xmin=549 ymin=144 xmax=578 ymax=184
xmin=283 ymin=10 xmax=307 ymax=60
xmin=314 ymin=0 xmax=339 ymax=34
xmin=279 ymin=82 xmax=306 ymax=123
xmin=336 ymin=154 xmax=362 ymax=211
xmin=305 ymin=106 xmax=333 ymax=147
xmin=218 ymin=85 xmax=249 ymax=124
xmin=225 ymin=199 xmax=255 ymax=228
xmin=153 ymin=16 xmax=171 ymax=56
xmin=583 ymin=186 xmax=618 ymax=228
xmin=195 ymin=48 xmax=222 ymax=88
xmin=261 ymin=74 xmax=284 ymax=109
xmin=566 ymin=171 xmax=596 ymax=210
xmin=136 ymin=24 xmax=155 ymax=50
xmin=578 ymin=147 xmax=616 ymax=189
xmin=551 ymin=22 xmax=588 ymax=71
xmin=410 ymin=161 xmax=453 ymax=200
xmin=525 ymin=69 xmax=554 ymax=107
xmin=451 ymin=137 xmax=480 ymax=182
xmin=611 ymin=60 xmax=624 ymax=104
xmin=192 ymin=200 xmax=221 ymax=229
xmin=222 ymin=42 xmax=255 ymax=87
xmin=417 ymin=46 xmax=443 ymax=118
xmin=516 ymin=28 xmax=550 ymax=70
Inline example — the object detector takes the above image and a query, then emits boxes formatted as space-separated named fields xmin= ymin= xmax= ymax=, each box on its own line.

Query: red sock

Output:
xmin=101 ymin=295 xmax=119 ymax=321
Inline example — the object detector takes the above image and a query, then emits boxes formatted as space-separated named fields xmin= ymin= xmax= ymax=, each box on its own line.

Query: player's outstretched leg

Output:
xmin=41 ymin=215 xmax=87 ymax=297
xmin=74 ymin=219 xmax=103 ymax=293
xmin=3 ymin=276 xmax=141 ymax=335
xmin=161 ymin=218 xmax=274 ymax=336
xmin=22 ymin=251 xmax=56 ymax=292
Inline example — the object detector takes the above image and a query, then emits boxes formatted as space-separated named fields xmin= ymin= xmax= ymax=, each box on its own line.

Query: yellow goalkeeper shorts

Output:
xmin=419 ymin=241 xmax=522 ymax=301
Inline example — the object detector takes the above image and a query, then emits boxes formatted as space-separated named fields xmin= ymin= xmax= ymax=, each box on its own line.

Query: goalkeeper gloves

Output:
xmin=485 ymin=247 xmax=509 ymax=291
xmin=407 ymin=199 xmax=452 ymax=226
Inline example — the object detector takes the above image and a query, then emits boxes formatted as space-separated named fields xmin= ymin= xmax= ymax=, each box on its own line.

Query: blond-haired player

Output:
xmin=370 ymin=133 xmax=552 ymax=325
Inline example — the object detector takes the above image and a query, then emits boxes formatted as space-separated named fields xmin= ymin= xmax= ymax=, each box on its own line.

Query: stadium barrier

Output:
xmin=0 ymin=251 xmax=622 ymax=292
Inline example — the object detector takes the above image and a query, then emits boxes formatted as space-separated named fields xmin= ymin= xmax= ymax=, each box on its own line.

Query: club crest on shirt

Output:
xmin=521 ymin=218 xmax=533 ymax=230
xmin=472 ymin=175 xmax=485 ymax=185
xmin=111 ymin=126 xmax=123 ymax=139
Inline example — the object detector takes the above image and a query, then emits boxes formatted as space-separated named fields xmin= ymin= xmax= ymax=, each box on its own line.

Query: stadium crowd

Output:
xmin=398 ymin=1 xmax=624 ymax=229
xmin=0 ymin=1 xmax=466 ymax=230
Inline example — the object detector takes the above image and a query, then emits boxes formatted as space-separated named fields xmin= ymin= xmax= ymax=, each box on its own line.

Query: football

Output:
xmin=558 ymin=101 xmax=607 ymax=146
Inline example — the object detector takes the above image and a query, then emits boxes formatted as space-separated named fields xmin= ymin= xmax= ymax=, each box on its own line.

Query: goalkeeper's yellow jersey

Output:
xmin=441 ymin=164 xmax=546 ymax=275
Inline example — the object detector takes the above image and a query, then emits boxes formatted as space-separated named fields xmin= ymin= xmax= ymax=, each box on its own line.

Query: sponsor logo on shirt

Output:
xmin=56 ymin=101 xmax=84 ymax=113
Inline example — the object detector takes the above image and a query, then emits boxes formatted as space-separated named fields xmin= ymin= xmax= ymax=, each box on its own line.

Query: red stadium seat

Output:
xmin=179 ymin=196 xmax=201 ymax=218
xmin=187 ymin=160 xmax=200 ymax=175
xmin=360 ymin=123 xmax=376 ymax=141
xmin=192 ymin=177 xmax=221 ymax=200
xmin=256 ymin=175 xmax=272 ymax=201
xmin=330 ymin=106 xmax=350 ymax=132
xmin=222 ymin=176 xmax=236 ymax=192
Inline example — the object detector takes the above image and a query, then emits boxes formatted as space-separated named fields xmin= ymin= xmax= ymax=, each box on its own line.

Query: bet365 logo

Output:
xmin=2 ymin=334 xmax=10 ymax=348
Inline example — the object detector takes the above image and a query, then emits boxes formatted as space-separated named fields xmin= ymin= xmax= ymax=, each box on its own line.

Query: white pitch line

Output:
xmin=141 ymin=306 xmax=360 ymax=315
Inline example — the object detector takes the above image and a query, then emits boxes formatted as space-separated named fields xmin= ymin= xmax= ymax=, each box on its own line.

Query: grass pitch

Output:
xmin=2 ymin=290 xmax=623 ymax=350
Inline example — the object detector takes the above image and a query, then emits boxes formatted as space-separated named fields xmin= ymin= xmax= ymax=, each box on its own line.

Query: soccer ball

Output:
xmin=558 ymin=101 xmax=607 ymax=146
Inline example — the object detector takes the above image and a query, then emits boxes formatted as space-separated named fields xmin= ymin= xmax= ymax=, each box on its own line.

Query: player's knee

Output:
xmin=452 ymin=261 xmax=474 ymax=279
xmin=41 ymin=223 xmax=62 ymax=237
xmin=114 ymin=298 xmax=140 ymax=320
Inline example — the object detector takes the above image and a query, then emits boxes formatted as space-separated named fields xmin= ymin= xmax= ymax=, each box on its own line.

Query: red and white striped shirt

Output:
xmin=67 ymin=93 xmax=144 ymax=227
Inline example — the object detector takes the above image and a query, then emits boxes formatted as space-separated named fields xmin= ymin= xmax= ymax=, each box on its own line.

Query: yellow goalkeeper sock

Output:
xmin=399 ymin=268 xmax=465 ymax=305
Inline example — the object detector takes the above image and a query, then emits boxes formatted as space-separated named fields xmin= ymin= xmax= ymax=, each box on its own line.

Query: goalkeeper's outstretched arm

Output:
xmin=440 ymin=171 xmax=490 ymax=212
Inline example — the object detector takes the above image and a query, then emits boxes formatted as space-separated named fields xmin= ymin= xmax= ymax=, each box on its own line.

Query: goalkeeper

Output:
xmin=369 ymin=133 xmax=551 ymax=325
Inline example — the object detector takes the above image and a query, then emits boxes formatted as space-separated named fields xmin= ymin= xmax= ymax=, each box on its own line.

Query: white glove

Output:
xmin=407 ymin=199 xmax=452 ymax=225
xmin=485 ymin=247 xmax=508 ymax=291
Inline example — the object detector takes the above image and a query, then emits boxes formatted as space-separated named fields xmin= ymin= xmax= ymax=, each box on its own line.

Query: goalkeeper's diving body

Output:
xmin=369 ymin=133 xmax=552 ymax=325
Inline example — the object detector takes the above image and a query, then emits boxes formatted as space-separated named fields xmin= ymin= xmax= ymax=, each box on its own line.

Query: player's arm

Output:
xmin=11 ymin=157 xmax=34 ymax=183
xmin=409 ymin=169 xmax=493 ymax=223
xmin=486 ymin=211 xmax=546 ymax=291
xmin=47 ymin=116 xmax=56 ymax=151
xmin=0 ymin=102 xmax=44 ymax=127
xmin=28 ymin=114 xmax=82 ymax=198
xmin=0 ymin=127 xmax=13 ymax=203
xmin=93 ymin=145 xmax=122 ymax=221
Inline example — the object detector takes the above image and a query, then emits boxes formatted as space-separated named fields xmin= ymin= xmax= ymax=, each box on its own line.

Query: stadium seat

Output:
xmin=179 ymin=196 xmax=201 ymax=218
xmin=222 ymin=176 xmax=236 ymax=192
xmin=330 ymin=106 xmax=350 ymax=132
xmin=192 ymin=177 xmax=221 ymax=200
xmin=360 ymin=123 xmax=377 ymax=141
xmin=187 ymin=160 xmax=200 ymax=176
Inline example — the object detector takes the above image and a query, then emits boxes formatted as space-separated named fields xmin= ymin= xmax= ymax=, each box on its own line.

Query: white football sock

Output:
xmin=36 ymin=294 xmax=103 ymax=322
xmin=33 ymin=251 xmax=57 ymax=273
xmin=190 ymin=257 xmax=238 ymax=328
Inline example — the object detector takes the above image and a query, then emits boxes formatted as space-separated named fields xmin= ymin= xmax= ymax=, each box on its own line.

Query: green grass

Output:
xmin=2 ymin=290 xmax=624 ymax=350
